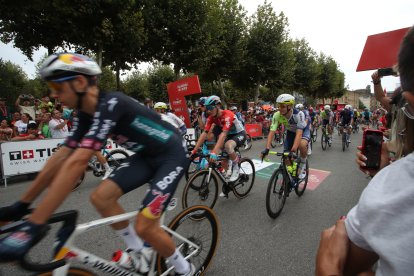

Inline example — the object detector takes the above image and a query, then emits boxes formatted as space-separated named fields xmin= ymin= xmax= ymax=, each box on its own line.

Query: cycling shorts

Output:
xmin=108 ymin=137 xmax=189 ymax=219
xmin=283 ymin=128 xmax=310 ymax=152
xmin=341 ymin=119 xmax=352 ymax=127
xmin=322 ymin=119 xmax=331 ymax=127
xmin=225 ymin=131 xmax=246 ymax=148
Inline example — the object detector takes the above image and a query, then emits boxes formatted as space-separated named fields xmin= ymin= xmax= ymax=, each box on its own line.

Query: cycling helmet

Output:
xmin=354 ymin=109 xmax=357 ymax=112
xmin=199 ymin=97 xmax=207 ymax=105
xmin=324 ymin=105 xmax=331 ymax=111
xmin=276 ymin=94 xmax=295 ymax=105
xmin=154 ymin=102 xmax=168 ymax=109
xmin=345 ymin=104 xmax=351 ymax=110
xmin=230 ymin=106 xmax=238 ymax=111
xmin=204 ymin=95 xmax=221 ymax=106
xmin=295 ymin=103 xmax=304 ymax=109
xmin=40 ymin=53 xmax=102 ymax=81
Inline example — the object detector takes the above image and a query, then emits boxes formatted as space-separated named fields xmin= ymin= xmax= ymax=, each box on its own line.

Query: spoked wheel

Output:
xmin=34 ymin=266 xmax=96 ymax=276
xmin=157 ymin=205 xmax=220 ymax=276
xmin=295 ymin=159 xmax=309 ymax=196
xmin=241 ymin=134 xmax=252 ymax=151
xmin=182 ymin=169 xmax=219 ymax=209
xmin=232 ymin=158 xmax=255 ymax=199
xmin=321 ymin=131 xmax=327 ymax=151
xmin=106 ymin=149 xmax=129 ymax=170
xmin=266 ymin=168 xmax=287 ymax=219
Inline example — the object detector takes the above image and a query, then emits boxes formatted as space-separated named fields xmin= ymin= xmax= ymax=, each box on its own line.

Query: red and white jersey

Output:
xmin=204 ymin=109 xmax=245 ymax=134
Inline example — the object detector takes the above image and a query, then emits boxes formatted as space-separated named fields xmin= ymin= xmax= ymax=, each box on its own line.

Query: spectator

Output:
xmin=15 ymin=94 xmax=36 ymax=121
xmin=0 ymin=119 xmax=13 ymax=141
xmin=49 ymin=109 xmax=69 ymax=138
xmin=13 ymin=113 xmax=35 ymax=136
xmin=38 ymin=95 xmax=54 ymax=113
xmin=0 ymin=97 xmax=12 ymax=122
xmin=316 ymin=25 xmax=414 ymax=276
xmin=38 ymin=113 xmax=52 ymax=138
xmin=9 ymin=112 xmax=21 ymax=129
xmin=11 ymin=122 xmax=45 ymax=141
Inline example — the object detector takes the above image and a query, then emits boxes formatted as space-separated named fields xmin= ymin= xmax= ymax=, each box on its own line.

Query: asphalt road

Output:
xmin=1 ymin=129 xmax=370 ymax=276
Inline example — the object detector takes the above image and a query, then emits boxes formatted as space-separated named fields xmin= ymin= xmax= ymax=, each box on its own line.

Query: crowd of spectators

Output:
xmin=0 ymin=94 xmax=74 ymax=142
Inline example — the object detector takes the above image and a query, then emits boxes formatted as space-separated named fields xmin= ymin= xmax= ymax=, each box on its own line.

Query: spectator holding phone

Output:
xmin=316 ymin=25 xmax=414 ymax=276
xmin=48 ymin=109 xmax=69 ymax=138
xmin=15 ymin=94 xmax=36 ymax=121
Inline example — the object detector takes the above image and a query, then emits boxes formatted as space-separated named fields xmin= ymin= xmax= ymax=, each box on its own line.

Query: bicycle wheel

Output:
xmin=157 ymin=205 xmax=220 ymax=276
xmin=295 ymin=159 xmax=309 ymax=196
xmin=72 ymin=172 xmax=85 ymax=191
xmin=271 ymin=134 xmax=277 ymax=148
xmin=185 ymin=156 xmax=203 ymax=181
xmin=182 ymin=169 xmax=219 ymax=209
xmin=232 ymin=158 xmax=255 ymax=199
xmin=241 ymin=134 xmax=252 ymax=151
xmin=105 ymin=149 xmax=129 ymax=169
xmin=266 ymin=168 xmax=287 ymax=219
xmin=346 ymin=133 xmax=350 ymax=148
xmin=311 ymin=127 xmax=317 ymax=143
xmin=35 ymin=266 xmax=96 ymax=276
xmin=321 ymin=131 xmax=327 ymax=151
xmin=342 ymin=132 xmax=346 ymax=152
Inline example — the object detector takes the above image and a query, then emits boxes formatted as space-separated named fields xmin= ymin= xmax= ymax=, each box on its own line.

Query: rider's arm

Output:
xmin=266 ymin=112 xmax=280 ymax=149
xmin=193 ymin=131 xmax=207 ymax=152
xmin=291 ymin=129 xmax=303 ymax=152
xmin=28 ymin=148 xmax=94 ymax=225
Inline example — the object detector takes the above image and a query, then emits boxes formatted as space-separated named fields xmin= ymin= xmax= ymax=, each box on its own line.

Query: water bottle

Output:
xmin=112 ymin=250 xmax=134 ymax=270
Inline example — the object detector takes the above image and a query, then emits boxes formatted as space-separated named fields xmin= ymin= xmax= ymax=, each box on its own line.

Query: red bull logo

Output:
xmin=142 ymin=190 xmax=170 ymax=219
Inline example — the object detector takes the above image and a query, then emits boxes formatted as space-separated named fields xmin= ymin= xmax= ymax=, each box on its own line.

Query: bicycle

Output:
xmin=310 ymin=121 xmax=318 ymax=143
xmin=263 ymin=151 xmax=309 ymax=219
xmin=0 ymin=201 xmax=219 ymax=276
xmin=320 ymin=125 xmax=332 ymax=151
xmin=339 ymin=124 xmax=351 ymax=151
xmin=271 ymin=125 xmax=285 ymax=148
xmin=182 ymin=150 xmax=255 ymax=209
xmin=72 ymin=148 xmax=130 ymax=191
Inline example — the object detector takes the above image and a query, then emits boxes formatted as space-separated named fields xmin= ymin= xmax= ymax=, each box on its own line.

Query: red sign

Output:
xmin=356 ymin=27 xmax=410 ymax=72
xmin=245 ymin=124 xmax=263 ymax=138
xmin=167 ymin=76 xmax=202 ymax=127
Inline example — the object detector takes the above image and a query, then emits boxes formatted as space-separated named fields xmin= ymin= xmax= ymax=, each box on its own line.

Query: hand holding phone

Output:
xmin=360 ymin=129 xmax=383 ymax=172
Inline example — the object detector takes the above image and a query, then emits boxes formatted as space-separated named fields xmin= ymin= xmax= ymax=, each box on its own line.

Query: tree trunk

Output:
xmin=217 ymin=74 xmax=228 ymax=109
xmin=254 ymin=83 xmax=261 ymax=103
xmin=116 ymin=66 xmax=120 ymax=91
xmin=173 ymin=64 xmax=181 ymax=79
xmin=97 ymin=45 xmax=103 ymax=67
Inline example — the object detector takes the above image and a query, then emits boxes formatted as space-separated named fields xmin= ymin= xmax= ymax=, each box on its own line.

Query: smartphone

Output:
xmin=377 ymin=67 xmax=395 ymax=77
xmin=361 ymin=129 xmax=383 ymax=170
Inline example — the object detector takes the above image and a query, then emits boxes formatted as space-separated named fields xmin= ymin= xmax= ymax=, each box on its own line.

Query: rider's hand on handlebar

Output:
xmin=209 ymin=152 xmax=218 ymax=163
xmin=260 ymin=148 xmax=269 ymax=161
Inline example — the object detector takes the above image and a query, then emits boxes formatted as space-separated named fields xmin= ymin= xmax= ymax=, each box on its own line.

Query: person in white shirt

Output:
xmin=48 ymin=109 xmax=69 ymax=138
xmin=154 ymin=102 xmax=187 ymax=135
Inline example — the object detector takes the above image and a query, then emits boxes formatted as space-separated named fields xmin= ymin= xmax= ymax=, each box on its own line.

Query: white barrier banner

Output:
xmin=0 ymin=139 xmax=133 ymax=177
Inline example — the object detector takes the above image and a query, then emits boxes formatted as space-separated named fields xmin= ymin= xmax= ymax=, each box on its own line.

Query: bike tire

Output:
xmin=182 ymin=169 xmax=219 ymax=209
xmin=105 ymin=149 xmax=129 ymax=169
xmin=311 ymin=128 xmax=317 ymax=143
xmin=34 ymin=266 xmax=96 ymax=276
xmin=232 ymin=158 xmax=255 ymax=199
xmin=321 ymin=132 xmax=327 ymax=151
xmin=72 ymin=172 xmax=85 ymax=191
xmin=240 ymin=134 xmax=252 ymax=151
xmin=157 ymin=205 xmax=220 ymax=276
xmin=185 ymin=156 xmax=203 ymax=181
xmin=295 ymin=159 xmax=309 ymax=196
xmin=265 ymin=168 xmax=287 ymax=219
xmin=271 ymin=135 xmax=277 ymax=148
xmin=342 ymin=133 xmax=346 ymax=152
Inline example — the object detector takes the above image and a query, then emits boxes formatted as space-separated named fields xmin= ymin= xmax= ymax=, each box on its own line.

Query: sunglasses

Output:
xmin=205 ymin=105 xmax=216 ymax=111
xmin=47 ymin=75 xmax=78 ymax=91
xmin=277 ymin=104 xmax=288 ymax=109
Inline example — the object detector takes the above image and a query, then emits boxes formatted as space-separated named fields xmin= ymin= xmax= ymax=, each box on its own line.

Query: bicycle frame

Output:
xmin=51 ymin=208 xmax=200 ymax=276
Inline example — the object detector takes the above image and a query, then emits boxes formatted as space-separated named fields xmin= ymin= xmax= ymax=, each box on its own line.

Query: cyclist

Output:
xmin=0 ymin=53 xmax=195 ymax=275
xmin=261 ymin=94 xmax=310 ymax=179
xmin=339 ymin=104 xmax=354 ymax=143
xmin=320 ymin=105 xmax=334 ymax=142
xmin=295 ymin=103 xmax=312 ymax=155
xmin=230 ymin=106 xmax=245 ymax=126
xmin=191 ymin=95 xmax=246 ymax=184
xmin=154 ymin=101 xmax=187 ymax=136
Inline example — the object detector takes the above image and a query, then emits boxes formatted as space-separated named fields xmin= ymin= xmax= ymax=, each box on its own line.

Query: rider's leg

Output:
xmin=225 ymin=139 xmax=240 ymax=181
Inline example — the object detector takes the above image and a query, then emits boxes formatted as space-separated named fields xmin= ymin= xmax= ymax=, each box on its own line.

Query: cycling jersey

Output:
xmin=204 ymin=109 xmax=245 ymax=135
xmin=65 ymin=91 xmax=188 ymax=219
xmin=340 ymin=109 xmax=354 ymax=125
xmin=320 ymin=110 xmax=334 ymax=126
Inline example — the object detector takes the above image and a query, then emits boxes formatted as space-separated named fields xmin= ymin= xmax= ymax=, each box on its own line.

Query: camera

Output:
xmin=377 ymin=67 xmax=396 ymax=77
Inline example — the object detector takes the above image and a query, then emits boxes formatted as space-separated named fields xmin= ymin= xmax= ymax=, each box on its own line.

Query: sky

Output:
xmin=0 ymin=0 xmax=413 ymax=93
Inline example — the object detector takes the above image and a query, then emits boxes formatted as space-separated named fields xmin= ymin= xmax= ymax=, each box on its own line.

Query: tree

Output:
xmin=147 ymin=64 xmax=176 ymax=103
xmin=123 ymin=71 xmax=149 ymax=101
xmin=0 ymin=59 xmax=29 ymax=103
xmin=98 ymin=67 xmax=117 ymax=91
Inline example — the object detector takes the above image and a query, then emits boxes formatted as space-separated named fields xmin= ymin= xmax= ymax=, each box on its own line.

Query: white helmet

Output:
xmin=40 ymin=53 xmax=102 ymax=81
xmin=230 ymin=106 xmax=237 ymax=111
xmin=154 ymin=102 xmax=168 ymax=109
xmin=276 ymin=94 xmax=295 ymax=105
xmin=345 ymin=104 xmax=351 ymax=110
xmin=295 ymin=103 xmax=304 ymax=109
xmin=324 ymin=105 xmax=331 ymax=111
xmin=354 ymin=109 xmax=357 ymax=112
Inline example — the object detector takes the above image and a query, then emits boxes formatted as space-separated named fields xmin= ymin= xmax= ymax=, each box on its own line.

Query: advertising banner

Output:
xmin=167 ymin=75 xmax=202 ymax=127
xmin=245 ymin=124 xmax=263 ymax=138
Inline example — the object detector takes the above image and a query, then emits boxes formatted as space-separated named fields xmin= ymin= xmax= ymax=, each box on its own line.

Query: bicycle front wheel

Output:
xmin=342 ymin=133 xmax=346 ymax=152
xmin=157 ymin=205 xmax=220 ymax=276
xmin=232 ymin=158 xmax=255 ymax=199
xmin=182 ymin=169 xmax=219 ymax=209
xmin=321 ymin=132 xmax=327 ymax=151
xmin=266 ymin=168 xmax=287 ymax=219
xmin=185 ymin=156 xmax=203 ymax=181
xmin=35 ymin=266 xmax=96 ymax=276
xmin=295 ymin=159 xmax=309 ymax=196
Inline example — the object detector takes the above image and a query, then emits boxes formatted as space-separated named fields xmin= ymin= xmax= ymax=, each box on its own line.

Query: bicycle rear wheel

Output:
xmin=321 ymin=131 xmax=327 ymax=151
xmin=34 ymin=266 xmax=96 ymax=276
xmin=157 ymin=205 xmax=220 ymax=276
xmin=232 ymin=158 xmax=255 ymax=199
xmin=182 ymin=170 xmax=219 ymax=209
xmin=266 ymin=168 xmax=287 ymax=219
xmin=295 ymin=159 xmax=309 ymax=196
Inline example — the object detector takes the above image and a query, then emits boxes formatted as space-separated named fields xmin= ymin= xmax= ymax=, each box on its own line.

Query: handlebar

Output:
xmin=261 ymin=151 xmax=297 ymax=162
xmin=1 ymin=210 xmax=78 ymax=272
